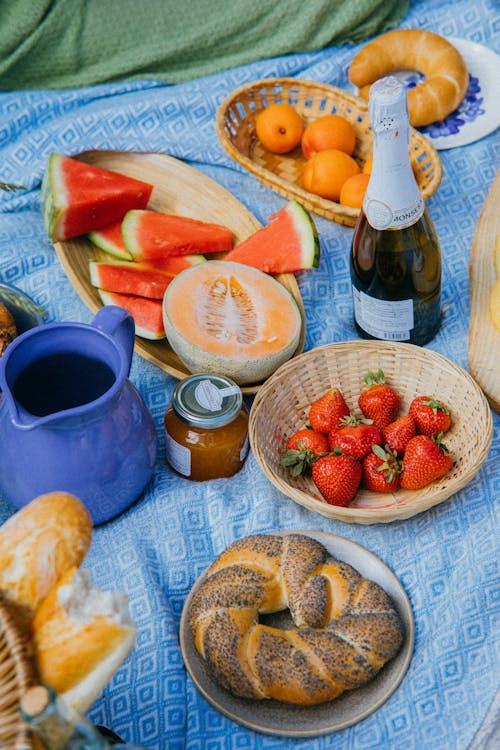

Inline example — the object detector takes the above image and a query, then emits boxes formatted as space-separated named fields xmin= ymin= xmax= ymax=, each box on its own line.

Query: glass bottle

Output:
xmin=164 ymin=374 xmax=249 ymax=481
xmin=19 ymin=684 xmax=145 ymax=750
xmin=350 ymin=75 xmax=442 ymax=346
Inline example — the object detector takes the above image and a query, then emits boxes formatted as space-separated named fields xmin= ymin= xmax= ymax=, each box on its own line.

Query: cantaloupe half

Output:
xmin=162 ymin=260 xmax=302 ymax=385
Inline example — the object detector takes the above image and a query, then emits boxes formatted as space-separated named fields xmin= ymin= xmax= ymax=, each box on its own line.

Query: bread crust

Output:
xmin=0 ymin=492 xmax=92 ymax=622
xmin=348 ymin=29 xmax=468 ymax=127
xmin=189 ymin=534 xmax=404 ymax=706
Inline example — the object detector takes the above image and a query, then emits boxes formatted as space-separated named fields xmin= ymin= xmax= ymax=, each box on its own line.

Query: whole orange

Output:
xmin=339 ymin=172 xmax=370 ymax=208
xmin=362 ymin=158 xmax=373 ymax=174
xmin=301 ymin=114 xmax=356 ymax=159
xmin=255 ymin=103 xmax=304 ymax=154
xmin=303 ymin=149 xmax=360 ymax=202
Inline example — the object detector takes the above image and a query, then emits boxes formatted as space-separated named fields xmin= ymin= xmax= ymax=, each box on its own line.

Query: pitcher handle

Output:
xmin=92 ymin=306 xmax=135 ymax=376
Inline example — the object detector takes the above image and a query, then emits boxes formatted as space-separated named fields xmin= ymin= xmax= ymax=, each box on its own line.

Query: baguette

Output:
xmin=32 ymin=566 xmax=136 ymax=713
xmin=0 ymin=492 xmax=92 ymax=624
xmin=348 ymin=29 xmax=468 ymax=127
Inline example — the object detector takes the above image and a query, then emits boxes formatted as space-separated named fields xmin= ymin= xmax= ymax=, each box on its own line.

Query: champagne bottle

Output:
xmin=19 ymin=685 xmax=146 ymax=750
xmin=350 ymin=76 xmax=442 ymax=346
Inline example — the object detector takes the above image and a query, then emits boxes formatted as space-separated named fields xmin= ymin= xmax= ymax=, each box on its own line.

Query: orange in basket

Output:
xmin=255 ymin=103 xmax=304 ymax=154
xmin=303 ymin=149 xmax=360 ymax=202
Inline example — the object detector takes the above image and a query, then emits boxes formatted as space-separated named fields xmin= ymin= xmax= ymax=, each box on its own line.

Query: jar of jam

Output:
xmin=164 ymin=374 xmax=249 ymax=481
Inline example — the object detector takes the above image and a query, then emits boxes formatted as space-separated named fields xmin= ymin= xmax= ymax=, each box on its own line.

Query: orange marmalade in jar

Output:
xmin=164 ymin=374 xmax=249 ymax=481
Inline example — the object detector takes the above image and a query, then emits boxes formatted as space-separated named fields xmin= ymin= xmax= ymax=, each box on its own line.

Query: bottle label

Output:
xmin=365 ymin=195 xmax=424 ymax=231
xmin=165 ymin=432 xmax=191 ymax=476
xmin=353 ymin=287 xmax=414 ymax=341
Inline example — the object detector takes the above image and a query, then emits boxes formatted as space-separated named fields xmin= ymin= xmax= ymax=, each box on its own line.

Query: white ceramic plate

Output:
xmin=180 ymin=531 xmax=414 ymax=738
xmin=397 ymin=38 xmax=500 ymax=149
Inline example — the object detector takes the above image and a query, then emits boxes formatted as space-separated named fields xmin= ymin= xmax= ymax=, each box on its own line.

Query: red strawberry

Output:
xmin=309 ymin=387 xmax=350 ymax=434
xmin=409 ymin=396 xmax=452 ymax=437
xmin=329 ymin=415 xmax=382 ymax=460
xmin=312 ymin=452 xmax=362 ymax=507
xmin=382 ymin=415 xmax=417 ymax=456
xmin=286 ymin=428 xmax=330 ymax=455
xmin=400 ymin=434 xmax=452 ymax=490
xmin=358 ymin=370 xmax=401 ymax=430
xmin=363 ymin=444 xmax=402 ymax=493
xmin=282 ymin=429 xmax=329 ymax=475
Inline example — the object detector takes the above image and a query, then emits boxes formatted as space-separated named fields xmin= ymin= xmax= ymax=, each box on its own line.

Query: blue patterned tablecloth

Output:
xmin=1 ymin=0 xmax=499 ymax=748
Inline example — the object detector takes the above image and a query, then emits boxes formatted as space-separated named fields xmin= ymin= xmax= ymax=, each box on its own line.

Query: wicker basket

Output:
xmin=249 ymin=341 xmax=493 ymax=524
xmin=0 ymin=596 xmax=36 ymax=750
xmin=216 ymin=78 xmax=443 ymax=227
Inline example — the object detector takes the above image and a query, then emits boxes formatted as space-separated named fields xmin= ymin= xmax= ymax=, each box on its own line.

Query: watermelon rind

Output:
xmin=88 ymin=223 xmax=132 ymax=261
xmin=41 ymin=153 xmax=66 ymax=244
xmin=289 ymin=201 xmax=321 ymax=271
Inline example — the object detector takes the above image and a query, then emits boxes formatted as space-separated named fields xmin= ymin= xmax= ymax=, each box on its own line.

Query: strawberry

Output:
xmin=382 ymin=415 xmax=417 ymax=456
xmin=409 ymin=396 xmax=452 ymax=437
xmin=311 ymin=452 xmax=362 ymax=506
xmin=363 ymin=444 xmax=401 ymax=493
xmin=286 ymin=428 xmax=329 ymax=455
xmin=400 ymin=433 xmax=452 ymax=490
xmin=358 ymin=370 xmax=401 ymax=430
xmin=328 ymin=415 xmax=382 ymax=460
xmin=309 ymin=387 xmax=350 ymax=434
xmin=282 ymin=429 xmax=329 ymax=475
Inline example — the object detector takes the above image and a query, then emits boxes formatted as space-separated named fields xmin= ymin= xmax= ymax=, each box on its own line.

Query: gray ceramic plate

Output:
xmin=180 ymin=530 xmax=414 ymax=738
xmin=0 ymin=281 xmax=45 ymax=335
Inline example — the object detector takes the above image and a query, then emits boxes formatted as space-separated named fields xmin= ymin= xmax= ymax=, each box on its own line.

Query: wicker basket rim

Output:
xmin=249 ymin=340 xmax=493 ymax=524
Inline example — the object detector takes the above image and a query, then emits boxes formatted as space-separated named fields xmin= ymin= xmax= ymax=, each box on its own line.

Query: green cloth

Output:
xmin=0 ymin=0 xmax=409 ymax=90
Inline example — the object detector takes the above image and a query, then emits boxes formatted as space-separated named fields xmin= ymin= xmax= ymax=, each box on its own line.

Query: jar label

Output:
xmin=353 ymin=287 xmax=414 ymax=341
xmin=194 ymin=380 xmax=240 ymax=412
xmin=165 ymin=432 xmax=191 ymax=476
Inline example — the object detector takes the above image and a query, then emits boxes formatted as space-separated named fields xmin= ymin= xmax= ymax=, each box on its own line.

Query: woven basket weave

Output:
xmin=216 ymin=78 xmax=443 ymax=227
xmin=249 ymin=341 xmax=493 ymax=524
xmin=0 ymin=596 xmax=36 ymax=749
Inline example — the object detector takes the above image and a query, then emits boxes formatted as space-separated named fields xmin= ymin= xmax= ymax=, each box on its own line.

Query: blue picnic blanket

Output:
xmin=0 ymin=0 xmax=499 ymax=748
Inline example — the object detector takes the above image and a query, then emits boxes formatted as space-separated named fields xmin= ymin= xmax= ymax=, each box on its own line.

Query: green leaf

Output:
xmin=0 ymin=181 xmax=26 ymax=192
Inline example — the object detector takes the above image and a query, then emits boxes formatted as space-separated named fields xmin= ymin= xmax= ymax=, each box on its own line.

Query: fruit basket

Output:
xmin=216 ymin=77 xmax=443 ymax=227
xmin=249 ymin=341 xmax=493 ymax=524
xmin=0 ymin=595 xmax=36 ymax=749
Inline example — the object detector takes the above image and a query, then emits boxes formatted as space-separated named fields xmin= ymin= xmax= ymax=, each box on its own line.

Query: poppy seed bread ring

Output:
xmin=188 ymin=533 xmax=404 ymax=705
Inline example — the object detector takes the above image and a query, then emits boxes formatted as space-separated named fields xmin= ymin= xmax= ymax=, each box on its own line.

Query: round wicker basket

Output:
xmin=216 ymin=78 xmax=443 ymax=227
xmin=0 ymin=596 xmax=36 ymax=749
xmin=249 ymin=341 xmax=493 ymax=524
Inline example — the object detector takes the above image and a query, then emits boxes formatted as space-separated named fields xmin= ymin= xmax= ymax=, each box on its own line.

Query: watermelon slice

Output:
xmin=41 ymin=153 xmax=154 ymax=242
xmin=97 ymin=289 xmax=165 ymax=339
xmin=224 ymin=201 xmax=320 ymax=274
xmin=88 ymin=220 xmax=132 ymax=260
xmin=122 ymin=210 xmax=233 ymax=261
xmin=89 ymin=260 xmax=175 ymax=299
xmin=139 ymin=253 xmax=207 ymax=274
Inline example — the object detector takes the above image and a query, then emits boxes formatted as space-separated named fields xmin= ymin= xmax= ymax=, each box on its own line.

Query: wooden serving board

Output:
xmin=468 ymin=168 xmax=500 ymax=412
xmin=52 ymin=150 xmax=306 ymax=395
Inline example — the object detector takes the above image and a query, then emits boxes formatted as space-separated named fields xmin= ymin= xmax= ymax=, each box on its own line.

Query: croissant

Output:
xmin=348 ymin=29 xmax=468 ymax=127
xmin=189 ymin=533 xmax=404 ymax=705
xmin=0 ymin=301 xmax=17 ymax=356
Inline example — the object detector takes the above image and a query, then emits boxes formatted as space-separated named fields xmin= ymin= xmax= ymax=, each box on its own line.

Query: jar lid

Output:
xmin=171 ymin=374 xmax=243 ymax=429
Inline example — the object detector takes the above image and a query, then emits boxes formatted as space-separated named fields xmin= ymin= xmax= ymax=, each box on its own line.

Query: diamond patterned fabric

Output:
xmin=0 ymin=0 xmax=499 ymax=748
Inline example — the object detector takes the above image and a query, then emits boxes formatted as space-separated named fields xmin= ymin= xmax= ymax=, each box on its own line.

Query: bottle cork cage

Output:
xmin=216 ymin=78 xmax=443 ymax=227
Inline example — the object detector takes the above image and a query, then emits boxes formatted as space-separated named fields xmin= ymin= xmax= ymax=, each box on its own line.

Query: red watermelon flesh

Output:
xmin=41 ymin=153 xmax=154 ymax=242
xmin=224 ymin=200 xmax=320 ymax=274
xmin=90 ymin=260 xmax=175 ymax=299
xmin=122 ymin=210 xmax=233 ymax=260
xmin=97 ymin=289 xmax=165 ymax=339
xmin=88 ymin=220 xmax=132 ymax=260
xmin=140 ymin=253 xmax=207 ymax=274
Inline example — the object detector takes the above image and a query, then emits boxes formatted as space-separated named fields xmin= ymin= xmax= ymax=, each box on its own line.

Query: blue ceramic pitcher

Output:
xmin=0 ymin=306 xmax=157 ymax=524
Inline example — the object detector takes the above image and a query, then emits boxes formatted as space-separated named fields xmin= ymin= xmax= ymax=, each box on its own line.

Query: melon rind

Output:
xmin=88 ymin=224 xmax=132 ymax=261
xmin=290 ymin=201 xmax=321 ymax=270
xmin=162 ymin=260 xmax=302 ymax=385
xmin=41 ymin=153 xmax=66 ymax=243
